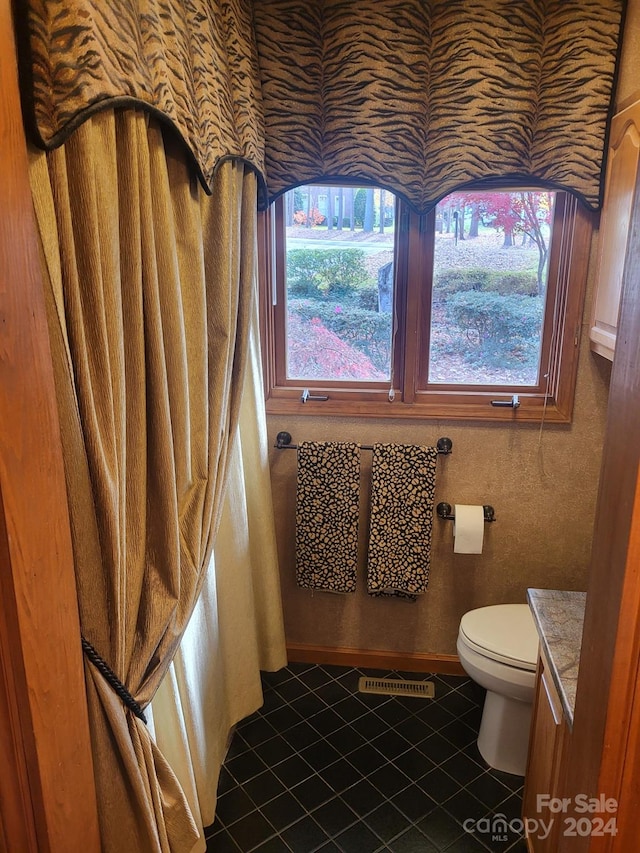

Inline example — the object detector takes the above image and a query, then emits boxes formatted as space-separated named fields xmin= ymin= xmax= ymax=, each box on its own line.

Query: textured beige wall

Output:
xmin=263 ymin=7 xmax=640 ymax=656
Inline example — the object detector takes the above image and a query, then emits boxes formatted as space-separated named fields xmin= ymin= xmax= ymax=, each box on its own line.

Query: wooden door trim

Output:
xmin=0 ymin=488 xmax=39 ymax=853
xmin=593 ymin=140 xmax=640 ymax=852
xmin=0 ymin=3 xmax=100 ymax=851
xmin=598 ymin=470 xmax=640 ymax=851
xmin=562 ymin=102 xmax=640 ymax=853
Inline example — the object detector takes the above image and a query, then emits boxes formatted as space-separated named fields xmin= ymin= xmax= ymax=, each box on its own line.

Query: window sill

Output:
xmin=265 ymin=392 xmax=572 ymax=423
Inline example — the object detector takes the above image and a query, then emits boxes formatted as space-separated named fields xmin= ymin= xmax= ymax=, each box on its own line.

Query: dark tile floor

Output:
xmin=205 ymin=664 xmax=528 ymax=852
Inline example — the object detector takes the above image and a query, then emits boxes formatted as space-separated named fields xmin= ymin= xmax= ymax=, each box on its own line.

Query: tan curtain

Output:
xmin=253 ymin=0 xmax=625 ymax=212
xmin=149 ymin=310 xmax=287 ymax=849
xmin=29 ymin=108 xmax=259 ymax=852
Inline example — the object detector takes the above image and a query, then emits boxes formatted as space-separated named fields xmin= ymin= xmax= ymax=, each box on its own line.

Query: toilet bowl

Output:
xmin=457 ymin=604 xmax=539 ymax=776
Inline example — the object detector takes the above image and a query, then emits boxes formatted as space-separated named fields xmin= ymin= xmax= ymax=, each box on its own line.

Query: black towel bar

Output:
xmin=274 ymin=431 xmax=453 ymax=454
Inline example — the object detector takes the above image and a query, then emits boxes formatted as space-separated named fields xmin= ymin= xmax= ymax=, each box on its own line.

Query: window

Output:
xmin=258 ymin=185 xmax=593 ymax=422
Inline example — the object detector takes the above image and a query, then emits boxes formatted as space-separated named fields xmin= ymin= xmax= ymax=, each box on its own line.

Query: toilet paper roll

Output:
xmin=453 ymin=504 xmax=484 ymax=554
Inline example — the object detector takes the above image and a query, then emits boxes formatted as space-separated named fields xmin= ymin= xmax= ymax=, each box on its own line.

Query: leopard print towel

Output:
xmin=295 ymin=441 xmax=360 ymax=593
xmin=367 ymin=443 xmax=438 ymax=597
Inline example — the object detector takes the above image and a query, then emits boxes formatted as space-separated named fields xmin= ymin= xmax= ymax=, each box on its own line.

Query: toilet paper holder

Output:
xmin=436 ymin=502 xmax=496 ymax=522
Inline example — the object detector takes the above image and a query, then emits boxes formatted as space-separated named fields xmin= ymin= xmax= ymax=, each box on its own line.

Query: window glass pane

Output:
xmin=284 ymin=185 xmax=396 ymax=382
xmin=429 ymin=190 xmax=555 ymax=386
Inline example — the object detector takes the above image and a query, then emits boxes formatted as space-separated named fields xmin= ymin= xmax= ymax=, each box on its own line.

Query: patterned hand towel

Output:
xmin=367 ymin=443 xmax=438 ymax=597
xmin=296 ymin=441 xmax=360 ymax=593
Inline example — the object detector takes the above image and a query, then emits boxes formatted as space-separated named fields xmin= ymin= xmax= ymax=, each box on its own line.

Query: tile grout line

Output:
xmin=209 ymin=665 xmax=527 ymax=852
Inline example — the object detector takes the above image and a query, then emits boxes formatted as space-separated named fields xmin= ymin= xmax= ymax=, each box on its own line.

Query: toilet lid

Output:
xmin=460 ymin=604 xmax=539 ymax=671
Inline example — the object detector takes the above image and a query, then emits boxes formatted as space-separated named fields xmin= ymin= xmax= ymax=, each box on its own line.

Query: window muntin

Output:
xmin=261 ymin=185 xmax=592 ymax=423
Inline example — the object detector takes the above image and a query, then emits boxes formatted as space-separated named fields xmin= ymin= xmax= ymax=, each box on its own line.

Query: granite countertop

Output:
xmin=527 ymin=588 xmax=587 ymax=729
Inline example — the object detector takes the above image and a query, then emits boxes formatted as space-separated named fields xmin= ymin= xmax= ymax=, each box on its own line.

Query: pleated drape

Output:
xmin=149 ymin=308 xmax=287 ymax=850
xmin=29 ymin=108 xmax=260 ymax=852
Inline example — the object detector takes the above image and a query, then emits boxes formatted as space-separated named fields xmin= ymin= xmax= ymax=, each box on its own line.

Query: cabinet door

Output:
xmin=590 ymin=100 xmax=640 ymax=360
xmin=522 ymin=655 xmax=568 ymax=852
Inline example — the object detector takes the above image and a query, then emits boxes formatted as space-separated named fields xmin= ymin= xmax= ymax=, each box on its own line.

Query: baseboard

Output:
xmin=286 ymin=643 xmax=465 ymax=676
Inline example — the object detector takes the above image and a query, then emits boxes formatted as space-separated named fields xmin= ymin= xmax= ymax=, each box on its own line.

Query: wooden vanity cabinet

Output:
xmin=590 ymin=97 xmax=640 ymax=360
xmin=522 ymin=649 xmax=571 ymax=852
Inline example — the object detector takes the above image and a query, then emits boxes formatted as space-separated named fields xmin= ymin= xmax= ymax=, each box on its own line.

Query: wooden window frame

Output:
xmin=259 ymin=189 xmax=594 ymax=423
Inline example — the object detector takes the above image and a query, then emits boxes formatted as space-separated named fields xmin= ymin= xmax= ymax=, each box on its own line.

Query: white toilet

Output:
xmin=457 ymin=603 xmax=539 ymax=776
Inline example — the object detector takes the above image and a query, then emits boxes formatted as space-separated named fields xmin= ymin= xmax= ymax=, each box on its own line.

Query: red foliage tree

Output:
xmin=445 ymin=190 xmax=553 ymax=294
xmin=287 ymin=315 xmax=384 ymax=380
xmin=292 ymin=208 xmax=326 ymax=227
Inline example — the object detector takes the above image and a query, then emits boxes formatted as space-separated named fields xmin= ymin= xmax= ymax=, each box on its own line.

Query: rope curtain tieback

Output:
xmin=81 ymin=637 xmax=147 ymax=724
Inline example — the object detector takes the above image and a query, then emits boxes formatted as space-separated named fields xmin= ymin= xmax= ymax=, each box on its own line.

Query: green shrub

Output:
xmin=433 ymin=268 xmax=538 ymax=303
xmin=289 ymin=300 xmax=391 ymax=372
xmin=485 ymin=272 xmax=538 ymax=297
xmin=433 ymin=268 xmax=491 ymax=302
xmin=443 ymin=292 xmax=543 ymax=368
xmin=357 ymin=286 xmax=379 ymax=311
xmin=287 ymin=248 xmax=370 ymax=299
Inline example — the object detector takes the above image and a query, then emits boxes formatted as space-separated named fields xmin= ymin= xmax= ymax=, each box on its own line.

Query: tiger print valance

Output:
xmin=17 ymin=0 xmax=267 ymax=203
xmin=253 ymin=0 xmax=626 ymax=213
xmin=19 ymin=0 xmax=625 ymax=212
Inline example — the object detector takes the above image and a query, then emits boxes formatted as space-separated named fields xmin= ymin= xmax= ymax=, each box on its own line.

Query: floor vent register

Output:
xmin=357 ymin=677 xmax=435 ymax=698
